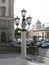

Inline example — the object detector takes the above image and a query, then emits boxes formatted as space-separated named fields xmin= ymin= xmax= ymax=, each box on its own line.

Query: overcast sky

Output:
xmin=14 ymin=0 xmax=49 ymax=29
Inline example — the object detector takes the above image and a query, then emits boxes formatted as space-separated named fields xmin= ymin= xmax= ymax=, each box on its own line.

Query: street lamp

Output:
xmin=15 ymin=9 xmax=32 ymax=57
xmin=15 ymin=16 xmax=20 ymax=28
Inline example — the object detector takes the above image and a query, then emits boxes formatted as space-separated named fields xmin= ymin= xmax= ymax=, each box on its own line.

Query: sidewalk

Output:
xmin=0 ymin=50 xmax=48 ymax=65
xmin=0 ymin=57 xmax=45 ymax=65
xmin=0 ymin=52 xmax=46 ymax=65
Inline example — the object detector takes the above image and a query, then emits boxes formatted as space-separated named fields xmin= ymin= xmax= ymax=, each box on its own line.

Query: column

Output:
xmin=12 ymin=22 xmax=15 ymax=41
xmin=21 ymin=31 xmax=26 ymax=57
xmin=44 ymin=31 xmax=47 ymax=40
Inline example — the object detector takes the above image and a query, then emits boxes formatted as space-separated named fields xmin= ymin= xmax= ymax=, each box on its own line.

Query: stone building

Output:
xmin=29 ymin=19 xmax=49 ymax=39
xmin=0 ymin=0 xmax=15 ymax=42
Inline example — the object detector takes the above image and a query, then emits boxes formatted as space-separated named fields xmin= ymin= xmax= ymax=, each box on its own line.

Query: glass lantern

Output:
xmin=15 ymin=16 xmax=20 ymax=26
xmin=21 ymin=8 xmax=27 ymax=17
xmin=27 ymin=16 xmax=32 ymax=25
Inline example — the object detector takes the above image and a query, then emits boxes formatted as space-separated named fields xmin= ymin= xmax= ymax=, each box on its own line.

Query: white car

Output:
xmin=41 ymin=41 xmax=49 ymax=48
xmin=46 ymin=40 xmax=49 ymax=46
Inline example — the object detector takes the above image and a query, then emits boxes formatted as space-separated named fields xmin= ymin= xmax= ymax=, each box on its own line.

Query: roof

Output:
xmin=36 ymin=19 xmax=41 ymax=24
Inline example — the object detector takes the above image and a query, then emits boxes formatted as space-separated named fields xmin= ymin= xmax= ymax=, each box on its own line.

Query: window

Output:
xmin=0 ymin=6 xmax=6 ymax=16
xmin=2 ymin=0 xmax=5 ymax=3
xmin=0 ymin=20 xmax=6 ymax=26
xmin=1 ymin=20 xmax=5 ymax=25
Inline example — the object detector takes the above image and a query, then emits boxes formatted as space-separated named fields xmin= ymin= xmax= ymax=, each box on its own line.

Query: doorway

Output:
xmin=1 ymin=32 xmax=6 ymax=42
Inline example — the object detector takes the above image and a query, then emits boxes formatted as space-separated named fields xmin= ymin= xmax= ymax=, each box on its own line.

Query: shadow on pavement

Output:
xmin=27 ymin=47 xmax=49 ymax=64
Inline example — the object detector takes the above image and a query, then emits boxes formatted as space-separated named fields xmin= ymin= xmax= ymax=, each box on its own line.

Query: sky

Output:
xmin=14 ymin=0 xmax=49 ymax=29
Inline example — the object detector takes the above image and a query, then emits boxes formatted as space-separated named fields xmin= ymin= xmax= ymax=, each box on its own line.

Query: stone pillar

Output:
xmin=44 ymin=31 xmax=47 ymax=40
xmin=11 ymin=30 xmax=16 ymax=41
xmin=9 ymin=21 xmax=16 ymax=41
xmin=12 ymin=21 xmax=16 ymax=41
xmin=21 ymin=31 xmax=26 ymax=57
xmin=42 ymin=32 xmax=44 ymax=39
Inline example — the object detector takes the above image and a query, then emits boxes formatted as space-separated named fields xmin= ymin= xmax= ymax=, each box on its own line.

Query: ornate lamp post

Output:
xmin=15 ymin=9 xmax=32 ymax=57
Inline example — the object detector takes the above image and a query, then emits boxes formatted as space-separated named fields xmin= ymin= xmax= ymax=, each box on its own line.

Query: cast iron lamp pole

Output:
xmin=15 ymin=9 xmax=32 ymax=57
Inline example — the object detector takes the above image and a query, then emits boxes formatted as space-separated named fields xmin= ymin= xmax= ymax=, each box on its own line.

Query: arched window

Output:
xmin=0 ymin=6 xmax=6 ymax=16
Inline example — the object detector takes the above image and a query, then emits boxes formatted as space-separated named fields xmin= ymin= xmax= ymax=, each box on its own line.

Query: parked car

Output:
xmin=41 ymin=43 xmax=48 ymax=48
xmin=41 ymin=40 xmax=49 ymax=48
xmin=45 ymin=40 xmax=49 ymax=47
xmin=16 ymin=39 xmax=31 ymax=48
xmin=37 ymin=40 xmax=43 ymax=47
xmin=17 ymin=39 xmax=21 ymax=44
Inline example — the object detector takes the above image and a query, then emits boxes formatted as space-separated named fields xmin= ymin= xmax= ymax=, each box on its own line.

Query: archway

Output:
xmin=1 ymin=32 xmax=6 ymax=42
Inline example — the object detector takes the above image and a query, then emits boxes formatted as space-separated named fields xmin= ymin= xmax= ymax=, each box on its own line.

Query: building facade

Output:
xmin=0 ymin=0 xmax=15 ymax=42
xmin=29 ymin=19 xmax=49 ymax=39
xmin=33 ymin=29 xmax=49 ymax=39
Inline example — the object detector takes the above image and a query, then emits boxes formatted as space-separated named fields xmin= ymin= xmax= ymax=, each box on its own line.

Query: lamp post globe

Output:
xmin=27 ymin=16 xmax=32 ymax=26
xmin=21 ymin=8 xmax=27 ymax=17
xmin=15 ymin=16 xmax=20 ymax=28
